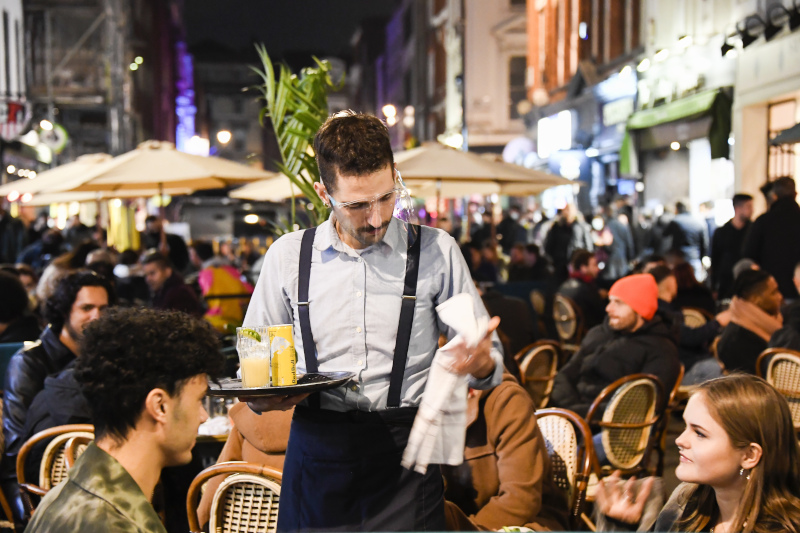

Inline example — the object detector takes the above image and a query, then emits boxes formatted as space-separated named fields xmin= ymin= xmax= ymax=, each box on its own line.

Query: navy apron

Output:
xmin=277 ymin=224 xmax=446 ymax=532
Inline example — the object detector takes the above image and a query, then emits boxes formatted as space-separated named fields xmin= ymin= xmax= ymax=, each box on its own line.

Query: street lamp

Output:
xmin=217 ymin=130 xmax=232 ymax=145
xmin=382 ymin=104 xmax=397 ymax=126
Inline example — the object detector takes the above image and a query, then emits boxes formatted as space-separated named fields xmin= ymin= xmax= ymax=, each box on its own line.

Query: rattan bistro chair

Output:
xmin=515 ymin=342 xmax=560 ymax=408
xmin=16 ymin=424 xmax=94 ymax=517
xmin=553 ymin=294 xmax=584 ymax=353
xmin=757 ymin=348 xmax=800 ymax=431
xmin=585 ymin=374 xmax=665 ymax=475
xmin=681 ymin=307 xmax=714 ymax=329
xmin=536 ymin=408 xmax=594 ymax=529
xmin=187 ymin=461 xmax=282 ymax=533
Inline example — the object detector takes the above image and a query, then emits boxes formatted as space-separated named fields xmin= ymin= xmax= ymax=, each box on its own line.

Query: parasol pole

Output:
xmin=436 ymin=179 xmax=442 ymax=219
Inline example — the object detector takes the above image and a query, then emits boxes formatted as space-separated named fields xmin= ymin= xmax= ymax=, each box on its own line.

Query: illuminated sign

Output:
xmin=537 ymin=110 xmax=573 ymax=158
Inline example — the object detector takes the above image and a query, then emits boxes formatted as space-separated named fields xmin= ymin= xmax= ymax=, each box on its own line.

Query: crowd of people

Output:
xmin=0 ymin=110 xmax=800 ymax=532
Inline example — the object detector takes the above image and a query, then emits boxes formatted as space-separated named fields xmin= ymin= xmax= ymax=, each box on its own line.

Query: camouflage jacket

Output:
xmin=24 ymin=443 xmax=166 ymax=533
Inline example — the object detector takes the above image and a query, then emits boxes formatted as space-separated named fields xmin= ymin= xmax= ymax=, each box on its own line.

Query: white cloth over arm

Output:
xmin=402 ymin=293 xmax=489 ymax=474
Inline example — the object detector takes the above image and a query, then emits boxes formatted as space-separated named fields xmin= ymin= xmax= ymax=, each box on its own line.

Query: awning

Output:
xmin=770 ymin=123 xmax=800 ymax=146
xmin=620 ymin=88 xmax=733 ymax=176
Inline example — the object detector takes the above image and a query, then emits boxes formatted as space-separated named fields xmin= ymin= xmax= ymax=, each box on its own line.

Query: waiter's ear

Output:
xmin=313 ymin=182 xmax=330 ymax=207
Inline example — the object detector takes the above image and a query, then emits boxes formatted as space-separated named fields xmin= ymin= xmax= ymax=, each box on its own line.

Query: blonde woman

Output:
xmin=597 ymin=374 xmax=800 ymax=532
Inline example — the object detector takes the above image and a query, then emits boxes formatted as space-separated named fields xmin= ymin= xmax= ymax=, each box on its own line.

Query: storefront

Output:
xmin=621 ymin=88 xmax=734 ymax=213
xmin=733 ymin=29 xmax=800 ymax=214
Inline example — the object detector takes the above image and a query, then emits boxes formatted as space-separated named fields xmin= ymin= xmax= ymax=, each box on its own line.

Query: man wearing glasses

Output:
xmin=244 ymin=111 xmax=503 ymax=531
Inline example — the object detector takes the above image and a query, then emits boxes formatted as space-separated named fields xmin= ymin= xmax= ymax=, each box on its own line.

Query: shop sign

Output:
xmin=0 ymin=99 xmax=31 ymax=141
xmin=603 ymin=98 xmax=634 ymax=127
xmin=537 ymin=110 xmax=574 ymax=158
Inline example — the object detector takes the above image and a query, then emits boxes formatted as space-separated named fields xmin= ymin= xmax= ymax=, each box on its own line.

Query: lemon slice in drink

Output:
xmin=240 ymin=328 xmax=262 ymax=342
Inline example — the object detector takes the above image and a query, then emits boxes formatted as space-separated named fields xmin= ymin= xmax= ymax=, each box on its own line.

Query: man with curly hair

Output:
xmin=1 ymin=270 xmax=114 ymax=521
xmin=25 ymin=307 xmax=224 ymax=533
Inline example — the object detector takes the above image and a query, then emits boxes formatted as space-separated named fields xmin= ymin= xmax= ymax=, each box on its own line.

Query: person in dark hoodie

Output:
xmin=557 ymin=248 xmax=607 ymax=330
xmin=769 ymin=262 xmax=800 ymax=351
xmin=142 ymin=251 xmax=204 ymax=317
xmin=0 ymin=270 xmax=41 ymax=343
xmin=648 ymin=265 xmax=730 ymax=384
xmin=18 ymin=361 xmax=91 ymax=484
xmin=550 ymin=273 xmax=681 ymax=418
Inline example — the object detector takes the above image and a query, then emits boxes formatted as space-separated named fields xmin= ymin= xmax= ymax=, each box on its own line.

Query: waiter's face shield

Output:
xmin=323 ymin=167 xmax=416 ymax=248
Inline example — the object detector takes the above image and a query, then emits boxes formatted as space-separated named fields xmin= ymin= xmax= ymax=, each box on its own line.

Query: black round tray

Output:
xmin=207 ymin=371 xmax=355 ymax=397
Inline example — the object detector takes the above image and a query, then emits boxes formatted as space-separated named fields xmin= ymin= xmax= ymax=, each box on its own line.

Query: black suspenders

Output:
xmin=297 ymin=223 xmax=421 ymax=408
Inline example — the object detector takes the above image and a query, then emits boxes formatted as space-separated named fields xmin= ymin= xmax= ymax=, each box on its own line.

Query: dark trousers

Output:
xmin=277 ymin=405 xmax=445 ymax=532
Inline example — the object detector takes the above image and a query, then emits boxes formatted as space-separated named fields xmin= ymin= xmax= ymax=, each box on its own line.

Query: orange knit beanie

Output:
xmin=608 ymin=274 xmax=659 ymax=320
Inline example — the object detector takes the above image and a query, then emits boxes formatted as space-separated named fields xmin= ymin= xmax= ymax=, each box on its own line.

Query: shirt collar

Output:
xmin=312 ymin=214 xmax=404 ymax=255
xmin=68 ymin=443 xmax=167 ymax=532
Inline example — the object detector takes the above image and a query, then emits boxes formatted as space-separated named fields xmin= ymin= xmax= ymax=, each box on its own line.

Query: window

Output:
xmin=768 ymin=100 xmax=796 ymax=181
xmin=509 ymin=56 xmax=527 ymax=119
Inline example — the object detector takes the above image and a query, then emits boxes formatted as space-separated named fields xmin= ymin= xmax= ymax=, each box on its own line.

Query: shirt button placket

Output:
xmin=354 ymin=255 xmax=367 ymax=369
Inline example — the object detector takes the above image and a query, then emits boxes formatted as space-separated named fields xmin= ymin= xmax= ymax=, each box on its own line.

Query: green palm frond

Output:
xmin=253 ymin=45 xmax=340 ymax=233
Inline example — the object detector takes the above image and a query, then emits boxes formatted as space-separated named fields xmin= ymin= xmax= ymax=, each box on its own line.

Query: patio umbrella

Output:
xmin=0 ymin=153 xmax=113 ymax=197
xmin=64 ymin=140 xmax=275 ymax=194
xmin=230 ymin=142 xmax=573 ymax=202
xmin=229 ymin=171 xmax=299 ymax=202
xmin=19 ymin=187 xmax=193 ymax=207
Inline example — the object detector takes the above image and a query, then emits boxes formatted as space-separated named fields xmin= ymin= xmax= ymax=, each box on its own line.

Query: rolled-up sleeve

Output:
xmin=436 ymin=233 xmax=504 ymax=390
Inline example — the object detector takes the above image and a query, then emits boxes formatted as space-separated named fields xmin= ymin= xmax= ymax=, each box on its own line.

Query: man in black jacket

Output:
xmin=550 ymin=273 xmax=681 ymax=418
xmin=142 ymin=251 xmax=204 ymax=317
xmin=0 ymin=271 xmax=40 ymax=343
xmin=662 ymin=200 xmax=709 ymax=281
xmin=710 ymin=193 xmax=753 ymax=299
xmin=544 ymin=204 xmax=593 ymax=282
xmin=557 ymin=249 xmax=606 ymax=330
xmin=742 ymin=177 xmax=800 ymax=300
xmin=1 ymin=271 xmax=114 ymax=521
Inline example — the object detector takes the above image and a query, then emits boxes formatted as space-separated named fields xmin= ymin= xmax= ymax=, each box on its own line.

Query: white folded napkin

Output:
xmin=402 ymin=293 xmax=487 ymax=474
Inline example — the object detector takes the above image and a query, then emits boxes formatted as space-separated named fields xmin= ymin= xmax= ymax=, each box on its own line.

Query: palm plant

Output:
xmin=252 ymin=44 xmax=343 ymax=232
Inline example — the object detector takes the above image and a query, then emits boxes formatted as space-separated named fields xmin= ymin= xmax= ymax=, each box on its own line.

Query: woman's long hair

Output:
xmin=676 ymin=374 xmax=800 ymax=533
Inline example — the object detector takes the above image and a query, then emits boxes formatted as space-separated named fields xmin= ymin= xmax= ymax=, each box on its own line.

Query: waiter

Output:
xmin=243 ymin=111 xmax=503 ymax=531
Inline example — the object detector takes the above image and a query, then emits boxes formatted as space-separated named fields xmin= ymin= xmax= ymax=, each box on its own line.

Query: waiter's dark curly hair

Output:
xmin=314 ymin=110 xmax=394 ymax=194
xmin=75 ymin=307 xmax=223 ymax=441
xmin=44 ymin=270 xmax=116 ymax=332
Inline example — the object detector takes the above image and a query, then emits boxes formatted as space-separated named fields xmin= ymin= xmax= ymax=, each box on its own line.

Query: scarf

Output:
xmin=728 ymin=296 xmax=783 ymax=342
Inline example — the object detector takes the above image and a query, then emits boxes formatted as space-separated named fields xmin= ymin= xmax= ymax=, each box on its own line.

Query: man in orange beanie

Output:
xmin=550 ymin=273 xmax=680 ymax=419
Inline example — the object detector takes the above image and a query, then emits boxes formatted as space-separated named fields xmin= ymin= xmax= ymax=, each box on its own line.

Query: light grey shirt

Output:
xmin=244 ymin=215 xmax=504 ymax=411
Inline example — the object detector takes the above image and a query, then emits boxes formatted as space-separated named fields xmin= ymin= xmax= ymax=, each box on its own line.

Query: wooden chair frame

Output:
xmin=585 ymin=374 xmax=665 ymax=476
xmin=756 ymin=348 xmax=800 ymax=431
xmin=187 ymin=461 xmax=283 ymax=533
xmin=536 ymin=408 xmax=594 ymax=530
xmin=654 ymin=364 xmax=685 ymax=476
xmin=515 ymin=342 xmax=560 ymax=408
xmin=16 ymin=423 xmax=94 ymax=518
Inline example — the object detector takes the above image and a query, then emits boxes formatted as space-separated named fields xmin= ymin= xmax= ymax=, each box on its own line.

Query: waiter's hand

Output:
xmin=449 ymin=316 xmax=501 ymax=379
xmin=240 ymin=393 xmax=310 ymax=413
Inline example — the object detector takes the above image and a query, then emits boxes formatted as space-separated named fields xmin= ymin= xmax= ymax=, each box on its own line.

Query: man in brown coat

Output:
xmin=442 ymin=373 xmax=569 ymax=531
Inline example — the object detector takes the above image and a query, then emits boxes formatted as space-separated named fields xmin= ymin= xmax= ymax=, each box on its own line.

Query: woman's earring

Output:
xmin=740 ymin=468 xmax=751 ymax=480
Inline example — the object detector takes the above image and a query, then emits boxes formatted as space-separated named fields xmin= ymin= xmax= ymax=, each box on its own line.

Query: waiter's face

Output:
xmin=319 ymin=164 xmax=397 ymax=249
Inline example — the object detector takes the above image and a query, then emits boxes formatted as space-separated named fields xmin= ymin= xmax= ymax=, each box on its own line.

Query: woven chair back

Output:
xmin=765 ymin=352 xmax=800 ymax=430
xmin=681 ymin=308 xmax=709 ymax=329
xmin=210 ymin=473 xmax=281 ymax=533
xmin=518 ymin=344 xmax=559 ymax=408
xmin=40 ymin=431 xmax=94 ymax=489
xmin=600 ymin=378 xmax=659 ymax=470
